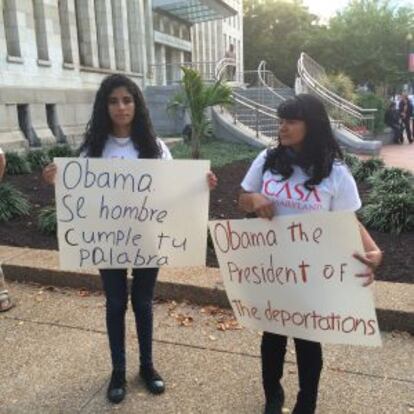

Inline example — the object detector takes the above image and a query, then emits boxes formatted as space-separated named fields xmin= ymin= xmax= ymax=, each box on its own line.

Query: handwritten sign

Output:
xmin=55 ymin=158 xmax=210 ymax=269
xmin=209 ymin=212 xmax=382 ymax=346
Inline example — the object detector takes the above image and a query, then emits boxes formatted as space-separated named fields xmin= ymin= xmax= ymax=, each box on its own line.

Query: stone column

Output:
xmin=94 ymin=0 xmax=116 ymax=69
xmin=126 ymin=0 xmax=146 ymax=75
xmin=111 ymin=0 xmax=130 ymax=71
xmin=74 ymin=0 xmax=99 ymax=67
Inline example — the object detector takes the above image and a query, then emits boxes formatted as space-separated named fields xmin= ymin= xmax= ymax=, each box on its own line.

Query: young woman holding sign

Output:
xmin=238 ymin=94 xmax=382 ymax=414
xmin=43 ymin=74 xmax=217 ymax=404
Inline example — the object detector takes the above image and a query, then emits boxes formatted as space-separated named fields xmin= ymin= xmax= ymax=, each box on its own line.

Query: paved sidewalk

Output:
xmin=363 ymin=141 xmax=414 ymax=173
xmin=1 ymin=281 xmax=413 ymax=414
xmin=1 ymin=245 xmax=413 ymax=335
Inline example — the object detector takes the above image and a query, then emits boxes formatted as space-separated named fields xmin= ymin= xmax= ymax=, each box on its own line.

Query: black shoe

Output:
xmin=264 ymin=399 xmax=283 ymax=414
xmin=292 ymin=398 xmax=316 ymax=414
xmin=139 ymin=365 xmax=165 ymax=395
xmin=264 ymin=385 xmax=285 ymax=414
xmin=107 ymin=369 xmax=126 ymax=404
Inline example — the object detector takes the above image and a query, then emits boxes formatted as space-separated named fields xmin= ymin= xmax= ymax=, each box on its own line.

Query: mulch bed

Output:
xmin=1 ymin=160 xmax=413 ymax=284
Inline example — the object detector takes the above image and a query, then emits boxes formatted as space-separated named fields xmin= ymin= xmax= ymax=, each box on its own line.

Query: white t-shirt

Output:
xmin=241 ymin=149 xmax=361 ymax=216
xmin=0 ymin=147 xmax=3 ymax=155
xmin=100 ymin=135 xmax=172 ymax=160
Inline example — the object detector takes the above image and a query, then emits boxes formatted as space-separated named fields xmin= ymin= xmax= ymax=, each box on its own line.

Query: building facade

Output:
xmin=0 ymin=0 xmax=243 ymax=151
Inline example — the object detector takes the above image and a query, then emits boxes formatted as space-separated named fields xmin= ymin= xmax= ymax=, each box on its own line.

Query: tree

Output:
xmin=306 ymin=0 xmax=414 ymax=90
xmin=169 ymin=67 xmax=233 ymax=159
xmin=244 ymin=0 xmax=321 ymax=86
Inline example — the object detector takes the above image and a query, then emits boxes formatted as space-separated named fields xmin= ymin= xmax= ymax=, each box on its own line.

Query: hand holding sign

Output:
xmin=209 ymin=212 xmax=382 ymax=346
xmin=55 ymin=158 xmax=210 ymax=269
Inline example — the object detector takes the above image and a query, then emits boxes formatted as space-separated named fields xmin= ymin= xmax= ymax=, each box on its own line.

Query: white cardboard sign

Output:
xmin=55 ymin=158 xmax=210 ymax=270
xmin=209 ymin=212 xmax=382 ymax=346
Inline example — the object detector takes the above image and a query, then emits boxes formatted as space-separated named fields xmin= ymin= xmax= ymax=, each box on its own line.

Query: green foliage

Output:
xmin=170 ymin=137 xmax=259 ymax=168
xmin=307 ymin=0 xmax=414 ymax=89
xmin=38 ymin=205 xmax=57 ymax=235
xmin=360 ymin=166 xmax=413 ymax=234
xmin=343 ymin=152 xmax=362 ymax=175
xmin=169 ymin=67 xmax=233 ymax=159
xmin=360 ymin=192 xmax=414 ymax=234
xmin=0 ymin=183 xmax=31 ymax=222
xmin=367 ymin=167 xmax=413 ymax=195
xmin=244 ymin=0 xmax=320 ymax=86
xmin=320 ymin=72 xmax=357 ymax=103
xmin=244 ymin=0 xmax=414 ymax=89
xmin=356 ymin=93 xmax=386 ymax=133
xmin=5 ymin=152 xmax=32 ymax=175
xmin=353 ymin=157 xmax=385 ymax=183
xmin=48 ymin=144 xmax=75 ymax=159
xmin=26 ymin=149 xmax=51 ymax=171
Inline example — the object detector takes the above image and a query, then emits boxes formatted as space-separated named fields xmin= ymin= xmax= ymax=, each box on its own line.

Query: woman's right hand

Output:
xmin=239 ymin=192 xmax=275 ymax=220
xmin=42 ymin=162 xmax=57 ymax=185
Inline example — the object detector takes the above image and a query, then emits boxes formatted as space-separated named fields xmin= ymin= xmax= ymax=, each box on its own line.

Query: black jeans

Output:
xmin=261 ymin=332 xmax=323 ymax=413
xmin=402 ymin=118 xmax=413 ymax=142
xmin=100 ymin=268 xmax=158 ymax=371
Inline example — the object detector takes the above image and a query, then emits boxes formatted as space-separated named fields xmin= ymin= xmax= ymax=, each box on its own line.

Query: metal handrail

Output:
xmin=257 ymin=60 xmax=288 ymax=102
xmin=299 ymin=53 xmax=376 ymax=116
xmin=297 ymin=52 xmax=376 ymax=136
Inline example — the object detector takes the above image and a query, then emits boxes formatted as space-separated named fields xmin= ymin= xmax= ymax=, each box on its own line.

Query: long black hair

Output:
xmin=263 ymin=94 xmax=343 ymax=189
xmin=79 ymin=74 xmax=161 ymax=158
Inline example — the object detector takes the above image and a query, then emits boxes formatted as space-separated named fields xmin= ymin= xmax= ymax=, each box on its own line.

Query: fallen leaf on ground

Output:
xmin=78 ymin=289 xmax=90 ymax=297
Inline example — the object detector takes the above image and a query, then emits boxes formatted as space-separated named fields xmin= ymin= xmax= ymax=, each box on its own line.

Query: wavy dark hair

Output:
xmin=79 ymin=74 xmax=161 ymax=158
xmin=263 ymin=94 xmax=343 ymax=189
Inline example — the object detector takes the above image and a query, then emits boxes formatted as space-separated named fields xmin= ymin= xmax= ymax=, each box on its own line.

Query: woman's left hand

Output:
xmin=353 ymin=250 xmax=383 ymax=287
xmin=207 ymin=171 xmax=218 ymax=190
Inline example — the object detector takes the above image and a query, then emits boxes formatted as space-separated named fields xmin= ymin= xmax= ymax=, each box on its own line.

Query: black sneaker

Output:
xmin=139 ymin=365 xmax=165 ymax=395
xmin=107 ymin=369 xmax=126 ymax=404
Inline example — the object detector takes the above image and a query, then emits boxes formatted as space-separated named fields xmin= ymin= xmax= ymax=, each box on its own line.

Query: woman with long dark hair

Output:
xmin=43 ymin=74 xmax=217 ymax=404
xmin=239 ymin=94 xmax=382 ymax=414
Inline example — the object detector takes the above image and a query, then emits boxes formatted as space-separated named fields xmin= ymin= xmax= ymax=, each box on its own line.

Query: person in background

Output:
xmin=384 ymin=101 xmax=403 ymax=144
xmin=238 ymin=94 xmax=382 ymax=414
xmin=398 ymin=93 xmax=413 ymax=143
xmin=0 ymin=147 xmax=14 ymax=312
xmin=224 ymin=44 xmax=237 ymax=81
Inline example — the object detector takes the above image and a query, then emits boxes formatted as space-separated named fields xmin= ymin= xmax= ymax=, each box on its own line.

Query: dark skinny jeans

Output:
xmin=100 ymin=268 xmax=158 ymax=372
xmin=261 ymin=332 xmax=323 ymax=413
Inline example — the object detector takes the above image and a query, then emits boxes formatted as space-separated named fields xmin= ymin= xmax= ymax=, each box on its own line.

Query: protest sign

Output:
xmin=209 ymin=212 xmax=382 ymax=346
xmin=55 ymin=158 xmax=210 ymax=269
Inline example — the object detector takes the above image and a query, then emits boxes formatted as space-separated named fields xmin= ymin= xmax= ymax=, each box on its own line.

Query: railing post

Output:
xmin=255 ymin=104 xmax=260 ymax=138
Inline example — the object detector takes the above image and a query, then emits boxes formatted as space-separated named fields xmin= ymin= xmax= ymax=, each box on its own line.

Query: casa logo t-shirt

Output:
xmin=241 ymin=149 xmax=361 ymax=216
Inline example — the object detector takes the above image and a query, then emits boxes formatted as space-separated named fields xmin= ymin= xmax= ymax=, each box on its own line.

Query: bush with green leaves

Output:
xmin=5 ymin=151 xmax=32 ymax=175
xmin=48 ymin=144 xmax=75 ymax=159
xmin=342 ymin=152 xmax=362 ymax=175
xmin=356 ymin=93 xmax=386 ymax=134
xmin=0 ymin=183 xmax=31 ymax=221
xmin=353 ymin=157 xmax=385 ymax=183
xmin=367 ymin=167 xmax=413 ymax=196
xmin=359 ymin=192 xmax=414 ymax=234
xmin=38 ymin=205 xmax=57 ymax=235
xmin=26 ymin=149 xmax=51 ymax=170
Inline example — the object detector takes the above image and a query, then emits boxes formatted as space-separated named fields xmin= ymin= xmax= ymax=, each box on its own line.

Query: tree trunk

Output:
xmin=191 ymin=128 xmax=200 ymax=159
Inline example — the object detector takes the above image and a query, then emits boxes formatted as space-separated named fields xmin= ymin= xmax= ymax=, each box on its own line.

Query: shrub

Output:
xmin=48 ymin=144 xmax=75 ymax=159
xmin=26 ymin=149 xmax=51 ymax=170
xmin=321 ymin=72 xmax=358 ymax=103
xmin=38 ymin=205 xmax=57 ymax=235
xmin=5 ymin=152 xmax=32 ymax=175
xmin=353 ymin=157 xmax=385 ymax=183
xmin=356 ymin=93 xmax=386 ymax=134
xmin=342 ymin=153 xmax=362 ymax=175
xmin=360 ymin=192 xmax=414 ymax=234
xmin=367 ymin=167 xmax=413 ymax=197
xmin=0 ymin=183 xmax=31 ymax=221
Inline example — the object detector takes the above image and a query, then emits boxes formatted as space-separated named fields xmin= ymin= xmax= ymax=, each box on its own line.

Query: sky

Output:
xmin=302 ymin=0 xmax=414 ymax=21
